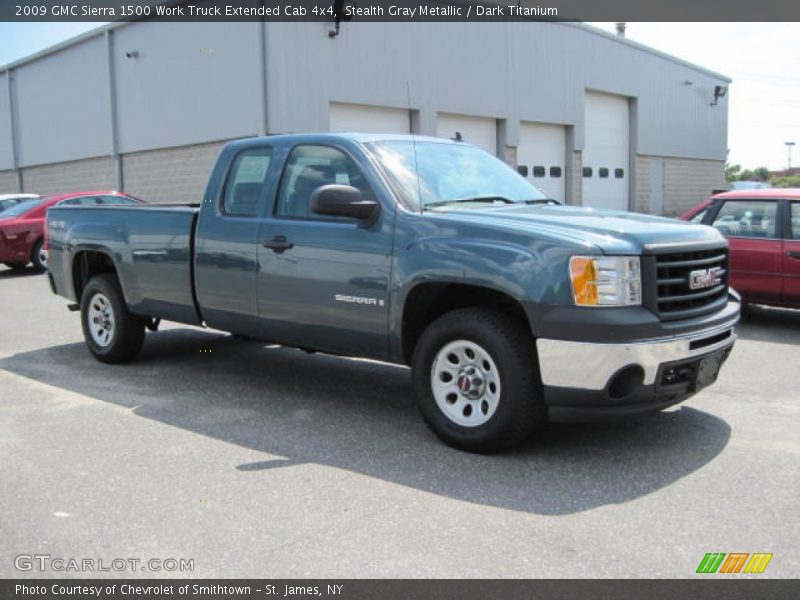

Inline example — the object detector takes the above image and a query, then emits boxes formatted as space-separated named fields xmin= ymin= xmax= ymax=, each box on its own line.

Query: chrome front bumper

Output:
xmin=536 ymin=318 xmax=738 ymax=391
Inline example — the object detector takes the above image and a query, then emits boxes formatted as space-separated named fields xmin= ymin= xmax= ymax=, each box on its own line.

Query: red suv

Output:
xmin=680 ymin=189 xmax=800 ymax=309
xmin=0 ymin=191 xmax=143 ymax=272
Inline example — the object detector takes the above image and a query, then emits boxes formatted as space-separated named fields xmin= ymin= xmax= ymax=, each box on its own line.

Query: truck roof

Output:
xmin=228 ymin=132 xmax=462 ymax=148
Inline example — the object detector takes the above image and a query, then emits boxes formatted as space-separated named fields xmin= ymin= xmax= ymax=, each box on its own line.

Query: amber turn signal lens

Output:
xmin=570 ymin=256 xmax=599 ymax=306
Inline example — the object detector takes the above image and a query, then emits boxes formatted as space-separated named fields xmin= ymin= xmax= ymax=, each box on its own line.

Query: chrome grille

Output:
xmin=654 ymin=249 xmax=729 ymax=321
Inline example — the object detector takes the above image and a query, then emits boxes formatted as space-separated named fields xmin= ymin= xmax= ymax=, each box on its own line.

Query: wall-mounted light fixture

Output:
xmin=125 ymin=50 xmax=139 ymax=59
xmin=328 ymin=0 xmax=353 ymax=38
xmin=711 ymin=84 xmax=728 ymax=106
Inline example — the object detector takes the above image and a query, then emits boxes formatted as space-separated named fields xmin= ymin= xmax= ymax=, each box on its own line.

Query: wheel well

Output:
xmin=73 ymin=251 xmax=117 ymax=301
xmin=401 ymin=283 xmax=532 ymax=364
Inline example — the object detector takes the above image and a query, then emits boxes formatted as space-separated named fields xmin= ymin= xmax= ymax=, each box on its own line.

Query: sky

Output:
xmin=0 ymin=21 xmax=798 ymax=171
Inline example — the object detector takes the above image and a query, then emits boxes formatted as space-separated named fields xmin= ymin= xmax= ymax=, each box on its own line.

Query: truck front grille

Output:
xmin=654 ymin=249 xmax=729 ymax=321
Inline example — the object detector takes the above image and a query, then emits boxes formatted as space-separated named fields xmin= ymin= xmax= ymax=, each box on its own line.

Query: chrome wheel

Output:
xmin=430 ymin=339 xmax=501 ymax=427
xmin=88 ymin=292 xmax=115 ymax=347
xmin=38 ymin=246 xmax=48 ymax=269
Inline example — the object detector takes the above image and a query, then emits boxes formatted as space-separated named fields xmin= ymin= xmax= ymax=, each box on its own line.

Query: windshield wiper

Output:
xmin=424 ymin=196 xmax=516 ymax=208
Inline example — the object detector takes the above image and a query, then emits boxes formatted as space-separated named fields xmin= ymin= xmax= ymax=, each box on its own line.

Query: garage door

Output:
xmin=329 ymin=103 xmax=410 ymax=133
xmin=518 ymin=122 xmax=566 ymax=203
xmin=582 ymin=92 xmax=629 ymax=211
xmin=436 ymin=113 xmax=497 ymax=155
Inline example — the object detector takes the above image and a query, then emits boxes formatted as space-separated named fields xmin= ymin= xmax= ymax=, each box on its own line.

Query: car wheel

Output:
xmin=30 ymin=239 xmax=46 ymax=272
xmin=80 ymin=274 xmax=145 ymax=364
xmin=412 ymin=307 xmax=546 ymax=453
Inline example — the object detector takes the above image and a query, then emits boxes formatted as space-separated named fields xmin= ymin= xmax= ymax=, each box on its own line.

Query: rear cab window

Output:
xmin=222 ymin=147 xmax=273 ymax=217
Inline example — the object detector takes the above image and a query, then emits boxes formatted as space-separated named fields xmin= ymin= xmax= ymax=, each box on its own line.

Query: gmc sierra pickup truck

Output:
xmin=47 ymin=133 xmax=739 ymax=452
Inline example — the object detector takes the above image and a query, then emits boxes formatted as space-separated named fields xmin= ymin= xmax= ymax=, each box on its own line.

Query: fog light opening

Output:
xmin=608 ymin=365 xmax=645 ymax=400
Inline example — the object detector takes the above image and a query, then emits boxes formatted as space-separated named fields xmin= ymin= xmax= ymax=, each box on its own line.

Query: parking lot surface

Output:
xmin=1 ymin=265 xmax=798 ymax=578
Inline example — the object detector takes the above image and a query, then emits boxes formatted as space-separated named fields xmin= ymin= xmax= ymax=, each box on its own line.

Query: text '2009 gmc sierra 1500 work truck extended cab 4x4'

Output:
xmin=46 ymin=133 xmax=739 ymax=452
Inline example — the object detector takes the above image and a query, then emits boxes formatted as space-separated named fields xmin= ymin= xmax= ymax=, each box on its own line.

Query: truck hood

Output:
xmin=430 ymin=204 xmax=725 ymax=254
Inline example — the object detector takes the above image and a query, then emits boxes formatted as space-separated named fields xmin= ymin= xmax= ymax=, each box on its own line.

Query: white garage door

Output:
xmin=329 ymin=103 xmax=410 ymax=133
xmin=518 ymin=122 xmax=566 ymax=203
xmin=436 ymin=113 xmax=497 ymax=155
xmin=583 ymin=92 xmax=629 ymax=211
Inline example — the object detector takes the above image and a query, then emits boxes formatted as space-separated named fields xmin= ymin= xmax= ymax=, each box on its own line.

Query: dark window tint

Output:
xmin=549 ymin=166 xmax=562 ymax=178
xmin=532 ymin=166 xmax=546 ymax=178
xmin=516 ymin=165 xmax=529 ymax=177
xmin=277 ymin=145 xmax=371 ymax=219
xmin=711 ymin=200 xmax=779 ymax=239
xmin=59 ymin=196 xmax=102 ymax=206
xmin=615 ymin=168 xmax=624 ymax=179
xmin=598 ymin=168 xmax=609 ymax=178
xmin=222 ymin=147 xmax=273 ymax=217
xmin=791 ymin=203 xmax=800 ymax=240
xmin=99 ymin=195 xmax=139 ymax=205
xmin=582 ymin=167 xmax=592 ymax=178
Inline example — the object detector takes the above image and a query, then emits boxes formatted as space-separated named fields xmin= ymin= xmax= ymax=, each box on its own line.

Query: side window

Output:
xmin=222 ymin=147 xmax=273 ymax=217
xmin=99 ymin=195 xmax=138 ymax=205
xmin=276 ymin=145 xmax=372 ymax=219
xmin=60 ymin=196 xmax=100 ymax=206
xmin=549 ymin=166 xmax=562 ymax=178
xmin=792 ymin=203 xmax=800 ymax=240
xmin=598 ymin=168 xmax=609 ymax=178
xmin=532 ymin=166 xmax=546 ymax=178
xmin=582 ymin=167 xmax=593 ymax=178
xmin=711 ymin=200 xmax=778 ymax=238
xmin=690 ymin=208 xmax=708 ymax=224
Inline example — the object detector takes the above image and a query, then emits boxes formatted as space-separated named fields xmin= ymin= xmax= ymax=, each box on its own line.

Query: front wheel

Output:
xmin=412 ymin=307 xmax=546 ymax=453
xmin=80 ymin=274 xmax=145 ymax=363
xmin=31 ymin=239 xmax=46 ymax=272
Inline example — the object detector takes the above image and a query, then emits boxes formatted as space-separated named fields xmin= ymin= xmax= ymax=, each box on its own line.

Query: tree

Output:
xmin=724 ymin=163 xmax=741 ymax=182
xmin=754 ymin=167 xmax=769 ymax=181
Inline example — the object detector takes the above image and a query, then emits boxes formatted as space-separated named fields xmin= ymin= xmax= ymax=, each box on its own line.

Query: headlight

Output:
xmin=569 ymin=256 xmax=641 ymax=307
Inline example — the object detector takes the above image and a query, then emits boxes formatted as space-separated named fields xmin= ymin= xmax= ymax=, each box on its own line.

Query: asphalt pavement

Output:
xmin=0 ymin=265 xmax=797 ymax=578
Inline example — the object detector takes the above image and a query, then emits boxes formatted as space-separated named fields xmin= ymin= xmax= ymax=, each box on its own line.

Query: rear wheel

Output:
xmin=412 ymin=307 xmax=546 ymax=453
xmin=30 ymin=239 xmax=46 ymax=272
xmin=80 ymin=274 xmax=145 ymax=363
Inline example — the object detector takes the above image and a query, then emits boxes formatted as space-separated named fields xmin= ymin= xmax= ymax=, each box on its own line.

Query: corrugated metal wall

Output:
xmin=0 ymin=21 xmax=729 ymax=208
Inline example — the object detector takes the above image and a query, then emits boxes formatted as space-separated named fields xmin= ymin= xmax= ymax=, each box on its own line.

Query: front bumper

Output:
xmin=537 ymin=316 xmax=737 ymax=421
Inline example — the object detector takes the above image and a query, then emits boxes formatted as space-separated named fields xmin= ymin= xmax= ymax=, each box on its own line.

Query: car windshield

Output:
xmin=0 ymin=198 xmax=43 ymax=218
xmin=367 ymin=140 xmax=547 ymax=210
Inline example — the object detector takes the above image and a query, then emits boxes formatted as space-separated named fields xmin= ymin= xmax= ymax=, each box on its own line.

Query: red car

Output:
xmin=0 ymin=191 xmax=143 ymax=272
xmin=680 ymin=189 xmax=800 ymax=309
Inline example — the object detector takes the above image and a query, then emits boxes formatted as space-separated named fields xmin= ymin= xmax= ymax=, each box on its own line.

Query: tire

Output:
xmin=30 ymin=239 xmax=46 ymax=272
xmin=80 ymin=274 xmax=145 ymax=364
xmin=412 ymin=307 xmax=546 ymax=453
xmin=3 ymin=262 xmax=28 ymax=270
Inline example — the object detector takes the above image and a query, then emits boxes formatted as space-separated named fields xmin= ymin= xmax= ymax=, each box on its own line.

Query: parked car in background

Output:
xmin=0 ymin=193 xmax=40 ymax=214
xmin=680 ymin=189 xmax=800 ymax=309
xmin=0 ymin=191 xmax=144 ymax=272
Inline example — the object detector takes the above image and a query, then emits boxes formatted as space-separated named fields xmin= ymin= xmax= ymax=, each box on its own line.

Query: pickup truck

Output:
xmin=46 ymin=133 xmax=739 ymax=452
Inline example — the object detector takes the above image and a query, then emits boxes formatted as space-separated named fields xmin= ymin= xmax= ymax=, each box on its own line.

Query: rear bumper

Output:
xmin=537 ymin=315 xmax=737 ymax=421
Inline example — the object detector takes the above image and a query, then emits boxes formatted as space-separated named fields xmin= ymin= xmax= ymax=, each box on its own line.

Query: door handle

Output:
xmin=263 ymin=235 xmax=294 ymax=253
xmin=787 ymin=251 xmax=800 ymax=260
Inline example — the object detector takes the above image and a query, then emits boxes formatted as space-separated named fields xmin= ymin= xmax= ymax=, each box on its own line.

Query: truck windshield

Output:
xmin=367 ymin=140 xmax=547 ymax=210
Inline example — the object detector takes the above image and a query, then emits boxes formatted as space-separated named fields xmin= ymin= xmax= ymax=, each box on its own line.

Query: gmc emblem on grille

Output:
xmin=689 ymin=267 xmax=722 ymax=290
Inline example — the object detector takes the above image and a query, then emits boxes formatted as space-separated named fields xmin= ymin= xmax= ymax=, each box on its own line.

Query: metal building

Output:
xmin=0 ymin=20 xmax=730 ymax=214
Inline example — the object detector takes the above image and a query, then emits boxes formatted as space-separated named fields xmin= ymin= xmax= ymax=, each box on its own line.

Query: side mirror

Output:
xmin=310 ymin=184 xmax=380 ymax=227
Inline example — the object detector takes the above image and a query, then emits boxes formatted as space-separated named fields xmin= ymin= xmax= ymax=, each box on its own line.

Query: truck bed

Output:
xmin=47 ymin=204 xmax=202 ymax=325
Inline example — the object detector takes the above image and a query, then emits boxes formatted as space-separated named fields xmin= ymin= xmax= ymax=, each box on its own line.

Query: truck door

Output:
xmin=783 ymin=201 xmax=800 ymax=305
xmin=256 ymin=143 xmax=393 ymax=359
xmin=195 ymin=146 xmax=277 ymax=334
